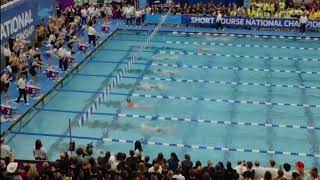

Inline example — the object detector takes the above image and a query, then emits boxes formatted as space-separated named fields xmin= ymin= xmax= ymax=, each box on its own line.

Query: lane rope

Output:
xmin=171 ymin=31 xmax=320 ymax=41
xmin=166 ymin=40 xmax=320 ymax=51
xmin=37 ymin=106 xmax=320 ymax=131
xmin=108 ymin=92 xmax=320 ymax=108
xmin=88 ymin=60 xmax=320 ymax=75
xmin=73 ymin=72 xmax=320 ymax=90
xmin=159 ymin=50 xmax=320 ymax=62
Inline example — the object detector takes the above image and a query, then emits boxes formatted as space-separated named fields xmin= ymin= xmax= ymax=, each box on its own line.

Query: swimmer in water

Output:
xmin=127 ymin=98 xmax=135 ymax=108
xmin=138 ymin=83 xmax=167 ymax=91
xmin=196 ymin=45 xmax=215 ymax=53
xmin=139 ymin=123 xmax=168 ymax=134
xmin=154 ymin=69 xmax=177 ymax=76
xmin=126 ymin=98 xmax=152 ymax=109
xmin=151 ymin=54 xmax=178 ymax=61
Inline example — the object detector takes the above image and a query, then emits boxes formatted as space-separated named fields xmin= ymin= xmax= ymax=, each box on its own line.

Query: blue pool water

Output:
xmin=6 ymin=30 xmax=320 ymax=168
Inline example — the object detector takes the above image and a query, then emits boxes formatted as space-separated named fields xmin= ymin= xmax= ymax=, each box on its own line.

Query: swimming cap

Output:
xmin=127 ymin=98 xmax=131 ymax=102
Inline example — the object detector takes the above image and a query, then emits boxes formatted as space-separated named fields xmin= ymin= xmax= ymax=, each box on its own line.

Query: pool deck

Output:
xmin=1 ymin=20 xmax=319 ymax=134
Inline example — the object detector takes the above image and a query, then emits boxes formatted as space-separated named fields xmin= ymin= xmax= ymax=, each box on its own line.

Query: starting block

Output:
xmin=78 ymin=43 xmax=88 ymax=52
xmin=26 ymin=81 xmax=41 ymax=96
xmin=1 ymin=102 xmax=17 ymax=119
xmin=46 ymin=67 xmax=60 ymax=79
xmin=101 ymin=24 xmax=110 ymax=33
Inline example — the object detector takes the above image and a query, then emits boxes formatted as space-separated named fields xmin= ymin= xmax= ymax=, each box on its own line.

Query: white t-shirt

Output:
xmin=109 ymin=154 xmax=119 ymax=170
xmin=88 ymin=7 xmax=95 ymax=16
xmin=105 ymin=6 xmax=112 ymax=16
xmin=81 ymin=8 xmax=87 ymax=17
xmin=57 ymin=47 xmax=67 ymax=58
xmin=299 ymin=16 xmax=308 ymax=24
xmin=87 ymin=26 xmax=96 ymax=36
xmin=129 ymin=5 xmax=135 ymax=16
xmin=172 ymin=174 xmax=185 ymax=180
xmin=17 ymin=78 xmax=26 ymax=89
xmin=33 ymin=147 xmax=47 ymax=159
xmin=48 ymin=34 xmax=56 ymax=44
xmin=253 ymin=166 xmax=265 ymax=180
xmin=283 ymin=170 xmax=292 ymax=180
xmin=148 ymin=166 xmax=162 ymax=173
xmin=216 ymin=13 xmax=223 ymax=22
xmin=264 ymin=167 xmax=278 ymax=178
xmin=135 ymin=10 xmax=142 ymax=18
xmin=123 ymin=7 xmax=130 ymax=18
xmin=146 ymin=7 xmax=151 ymax=14
xmin=0 ymin=144 xmax=12 ymax=158
xmin=3 ymin=47 xmax=11 ymax=57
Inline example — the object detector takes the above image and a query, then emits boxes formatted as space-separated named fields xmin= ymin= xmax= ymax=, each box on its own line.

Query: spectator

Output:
xmin=212 ymin=162 xmax=225 ymax=180
xmin=167 ymin=152 xmax=180 ymax=172
xmin=29 ymin=58 xmax=43 ymax=86
xmin=19 ymin=164 xmax=30 ymax=180
xmin=1 ymin=67 xmax=12 ymax=102
xmin=235 ymin=160 xmax=247 ymax=176
xmin=253 ymin=161 xmax=265 ymax=180
xmin=0 ymin=138 xmax=15 ymax=161
xmin=123 ymin=4 xmax=131 ymax=25
xmin=181 ymin=154 xmax=193 ymax=178
xmin=292 ymin=172 xmax=302 ymax=180
xmin=295 ymin=161 xmax=306 ymax=179
xmin=309 ymin=167 xmax=319 ymax=180
xmin=243 ymin=161 xmax=255 ymax=180
xmin=274 ymin=169 xmax=285 ymax=180
xmin=7 ymin=52 xmax=17 ymax=82
xmin=193 ymin=161 xmax=203 ymax=179
xmin=148 ymin=163 xmax=163 ymax=179
xmin=173 ymin=168 xmax=185 ymax=180
xmin=33 ymin=139 xmax=48 ymax=160
xmin=152 ymin=152 xmax=166 ymax=166
xmin=283 ymin=163 xmax=292 ymax=180
xmin=2 ymin=45 xmax=12 ymax=66
xmin=36 ymin=24 xmax=46 ymax=43
xmin=203 ymin=160 xmax=215 ymax=178
xmin=76 ymin=147 xmax=84 ymax=162
xmin=80 ymin=6 xmax=87 ymax=25
xmin=263 ymin=171 xmax=272 ymax=180
xmin=55 ymin=152 xmax=69 ymax=174
xmin=265 ymin=160 xmax=278 ymax=178
xmin=0 ymin=160 xmax=6 ymax=179
xmin=27 ymin=165 xmax=40 ymax=180
xmin=5 ymin=162 xmax=22 ymax=180
xmin=134 ymin=140 xmax=143 ymax=157
xmin=126 ymin=150 xmax=137 ymax=172
xmin=225 ymin=161 xmax=237 ymax=180
xmin=144 ymin=155 xmax=152 ymax=169
xmin=39 ymin=162 xmax=54 ymax=179
xmin=137 ymin=162 xmax=147 ymax=179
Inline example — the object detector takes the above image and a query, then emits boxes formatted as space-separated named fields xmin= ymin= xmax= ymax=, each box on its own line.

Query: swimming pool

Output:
xmin=6 ymin=30 xmax=320 ymax=168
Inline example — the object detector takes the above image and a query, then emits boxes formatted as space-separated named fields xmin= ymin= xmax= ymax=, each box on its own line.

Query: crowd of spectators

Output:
xmin=0 ymin=0 xmax=11 ymax=5
xmin=146 ymin=0 xmax=319 ymax=19
xmin=0 ymin=3 xmax=102 ymax=104
xmin=1 ymin=138 xmax=320 ymax=180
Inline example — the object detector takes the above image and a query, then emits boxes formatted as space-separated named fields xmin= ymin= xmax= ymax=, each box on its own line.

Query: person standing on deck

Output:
xmin=299 ymin=11 xmax=308 ymax=35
